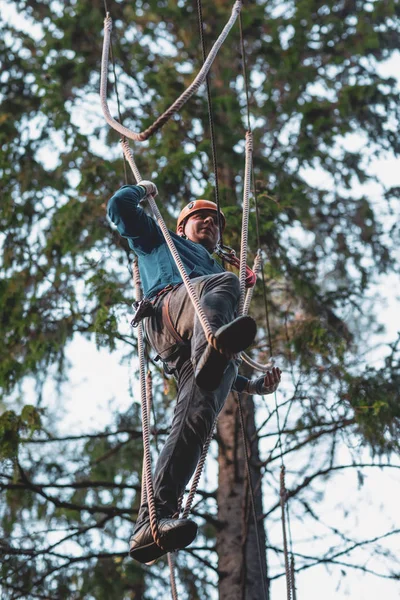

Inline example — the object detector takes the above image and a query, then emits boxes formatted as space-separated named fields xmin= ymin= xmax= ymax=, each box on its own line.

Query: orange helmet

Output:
xmin=176 ymin=200 xmax=226 ymax=233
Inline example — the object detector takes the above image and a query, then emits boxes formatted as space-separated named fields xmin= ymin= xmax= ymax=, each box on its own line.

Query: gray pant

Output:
xmin=137 ymin=272 xmax=240 ymax=523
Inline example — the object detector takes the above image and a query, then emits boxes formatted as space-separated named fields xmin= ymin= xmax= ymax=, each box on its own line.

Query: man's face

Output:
xmin=181 ymin=210 xmax=220 ymax=252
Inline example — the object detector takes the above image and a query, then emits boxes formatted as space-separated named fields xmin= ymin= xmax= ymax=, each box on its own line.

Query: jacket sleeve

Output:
xmin=107 ymin=185 xmax=163 ymax=252
xmin=232 ymin=374 xmax=249 ymax=393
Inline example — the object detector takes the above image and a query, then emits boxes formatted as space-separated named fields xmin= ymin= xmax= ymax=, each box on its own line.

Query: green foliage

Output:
xmin=1 ymin=0 xmax=399 ymax=597
xmin=0 ymin=405 xmax=42 ymax=459
xmin=346 ymin=340 xmax=400 ymax=453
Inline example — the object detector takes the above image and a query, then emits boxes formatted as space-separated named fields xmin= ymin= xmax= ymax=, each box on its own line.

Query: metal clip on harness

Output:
xmin=131 ymin=298 xmax=155 ymax=328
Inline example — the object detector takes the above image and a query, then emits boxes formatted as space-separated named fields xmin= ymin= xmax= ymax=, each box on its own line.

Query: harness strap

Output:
xmin=162 ymin=291 xmax=185 ymax=344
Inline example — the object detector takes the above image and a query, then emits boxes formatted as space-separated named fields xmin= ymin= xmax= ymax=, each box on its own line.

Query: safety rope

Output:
xmin=168 ymin=553 xmax=179 ymax=600
xmin=238 ymin=130 xmax=253 ymax=315
xmin=140 ymin=370 xmax=154 ymax=507
xmin=195 ymin=0 xmax=224 ymax=245
xmin=100 ymin=1 xmax=242 ymax=142
xmin=182 ymin=418 xmax=217 ymax=518
xmin=236 ymin=9 xmax=298 ymax=599
xmin=132 ymin=259 xmax=163 ymax=550
xmin=280 ymin=466 xmax=292 ymax=600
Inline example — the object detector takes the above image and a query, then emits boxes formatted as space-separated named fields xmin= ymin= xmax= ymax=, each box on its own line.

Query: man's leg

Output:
xmin=140 ymin=272 xmax=252 ymax=515
xmin=130 ymin=273 xmax=251 ymax=562
xmin=152 ymin=358 xmax=238 ymax=517
xmin=130 ymin=358 xmax=237 ymax=563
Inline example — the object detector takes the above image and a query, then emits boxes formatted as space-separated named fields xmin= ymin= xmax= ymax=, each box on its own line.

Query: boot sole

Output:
xmin=195 ymin=316 xmax=257 ymax=392
xmin=129 ymin=520 xmax=197 ymax=564
xmin=217 ymin=315 xmax=257 ymax=353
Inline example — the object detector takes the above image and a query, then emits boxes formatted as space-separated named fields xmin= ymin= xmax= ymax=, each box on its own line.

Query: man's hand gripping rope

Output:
xmin=245 ymin=367 xmax=282 ymax=395
xmin=138 ymin=180 xmax=159 ymax=198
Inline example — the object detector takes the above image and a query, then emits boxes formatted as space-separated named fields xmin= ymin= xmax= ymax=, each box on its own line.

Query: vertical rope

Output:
xmin=182 ymin=418 xmax=217 ymax=518
xmin=104 ymin=0 xmax=161 ymax=549
xmin=290 ymin=554 xmax=297 ymax=600
xmin=140 ymin=370 xmax=154 ymax=506
xmin=280 ymin=466 xmax=292 ymax=600
xmin=238 ymin=10 xmax=297 ymax=600
xmin=238 ymin=130 xmax=253 ymax=314
xmin=168 ymin=552 xmax=179 ymax=600
xmin=102 ymin=3 xmax=128 ymax=184
xmin=133 ymin=259 xmax=162 ymax=549
xmin=238 ymin=10 xmax=273 ymax=356
xmin=195 ymin=0 xmax=224 ymax=245
xmin=238 ymin=12 xmax=251 ymax=132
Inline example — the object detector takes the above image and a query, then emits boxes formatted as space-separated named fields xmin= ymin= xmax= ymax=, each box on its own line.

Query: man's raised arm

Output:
xmin=107 ymin=184 xmax=162 ymax=251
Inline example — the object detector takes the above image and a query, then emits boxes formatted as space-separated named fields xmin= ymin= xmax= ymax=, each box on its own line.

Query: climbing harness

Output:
xmin=131 ymin=284 xmax=177 ymax=328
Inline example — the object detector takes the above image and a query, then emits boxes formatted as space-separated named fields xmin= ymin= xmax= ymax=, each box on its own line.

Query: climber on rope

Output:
xmin=107 ymin=181 xmax=282 ymax=564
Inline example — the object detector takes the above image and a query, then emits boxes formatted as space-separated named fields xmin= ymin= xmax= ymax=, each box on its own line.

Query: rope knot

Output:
xmin=233 ymin=0 xmax=243 ymax=14
xmin=104 ymin=14 xmax=112 ymax=30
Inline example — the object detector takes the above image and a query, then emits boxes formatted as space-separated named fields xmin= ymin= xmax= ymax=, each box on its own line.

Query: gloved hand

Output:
xmin=228 ymin=255 xmax=257 ymax=288
xmin=138 ymin=180 xmax=158 ymax=198
xmin=246 ymin=367 xmax=281 ymax=395
xmin=244 ymin=265 xmax=257 ymax=288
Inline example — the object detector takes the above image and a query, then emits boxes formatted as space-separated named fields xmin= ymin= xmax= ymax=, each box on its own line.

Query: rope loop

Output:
xmin=100 ymin=1 xmax=242 ymax=142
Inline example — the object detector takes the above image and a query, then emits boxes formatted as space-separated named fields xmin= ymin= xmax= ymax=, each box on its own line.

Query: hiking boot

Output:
xmin=195 ymin=315 xmax=257 ymax=391
xmin=129 ymin=517 xmax=198 ymax=564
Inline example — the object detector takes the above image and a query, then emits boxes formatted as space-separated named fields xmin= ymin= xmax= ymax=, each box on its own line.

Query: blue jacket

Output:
xmin=107 ymin=185 xmax=225 ymax=299
xmin=107 ymin=185 xmax=248 ymax=393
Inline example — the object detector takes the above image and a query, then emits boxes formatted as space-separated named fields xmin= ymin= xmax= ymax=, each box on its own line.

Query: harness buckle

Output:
xmin=215 ymin=243 xmax=236 ymax=262
xmin=130 ymin=297 xmax=155 ymax=328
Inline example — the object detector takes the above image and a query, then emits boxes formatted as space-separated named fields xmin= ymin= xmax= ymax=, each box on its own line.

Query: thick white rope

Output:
xmin=100 ymin=2 xmax=242 ymax=142
xmin=238 ymin=130 xmax=253 ymax=315
xmin=239 ymin=153 xmax=277 ymax=372
xmin=243 ymin=249 xmax=261 ymax=316
xmin=241 ymin=352 xmax=274 ymax=372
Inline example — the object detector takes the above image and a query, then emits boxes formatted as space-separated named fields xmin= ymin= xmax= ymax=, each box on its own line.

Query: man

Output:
xmin=107 ymin=181 xmax=281 ymax=564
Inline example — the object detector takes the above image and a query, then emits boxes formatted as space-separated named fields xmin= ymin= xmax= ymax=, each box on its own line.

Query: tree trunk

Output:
xmin=217 ymin=391 xmax=269 ymax=600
